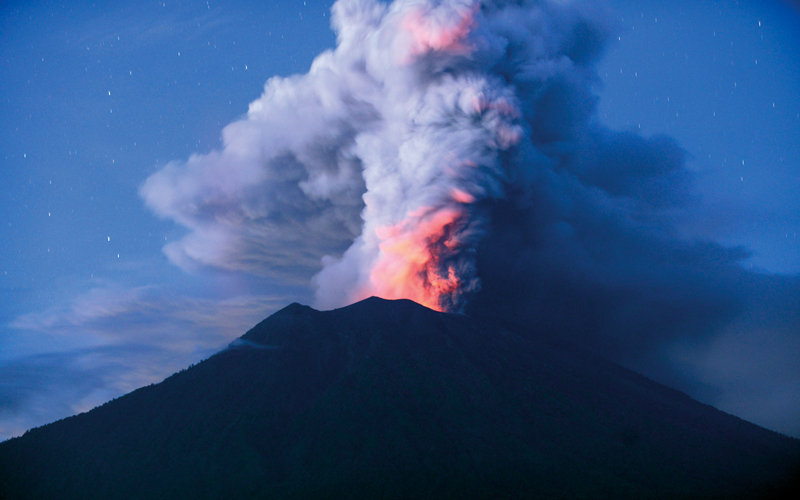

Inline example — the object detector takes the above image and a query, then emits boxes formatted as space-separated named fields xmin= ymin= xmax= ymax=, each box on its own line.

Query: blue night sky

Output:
xmin=1 ymin=0 xmax=799 ymax=440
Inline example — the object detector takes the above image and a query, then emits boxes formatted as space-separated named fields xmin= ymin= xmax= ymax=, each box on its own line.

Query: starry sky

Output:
xmin=1 ymin=0 xmax=799 ymax=440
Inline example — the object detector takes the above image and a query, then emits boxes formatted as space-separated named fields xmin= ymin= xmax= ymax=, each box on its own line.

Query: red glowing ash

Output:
xmin=360 ymin=205 xmax=473 ymax=312
xmin=402 ymin=5 xmax=476 ymax=57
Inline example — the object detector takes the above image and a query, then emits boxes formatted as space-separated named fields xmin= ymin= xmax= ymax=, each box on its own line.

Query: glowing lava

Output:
xmin=361 ymin=205 xmax=472 ymax=312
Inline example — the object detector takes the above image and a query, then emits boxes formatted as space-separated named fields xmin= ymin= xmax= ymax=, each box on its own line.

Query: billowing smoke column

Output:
xmin=142 ymin=0 xmax=542 ymax=312
xmin=138 ymin=0 xmax=701 ymax=321
xmin=313 ymin=0 xmax=527 ymax=311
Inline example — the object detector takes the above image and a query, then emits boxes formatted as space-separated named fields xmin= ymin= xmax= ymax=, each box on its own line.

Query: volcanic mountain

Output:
xmin=0 ymin=297 xmax=797 ymax=499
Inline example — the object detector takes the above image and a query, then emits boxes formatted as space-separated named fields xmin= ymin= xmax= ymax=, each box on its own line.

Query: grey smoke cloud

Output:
xmin=141 ymin=0 xmax=610 ymax=310
xmin=140 ymin=0 xmax=799 ymax=436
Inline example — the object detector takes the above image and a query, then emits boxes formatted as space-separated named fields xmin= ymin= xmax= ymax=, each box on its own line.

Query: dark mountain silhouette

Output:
xmin=0 ymin=297 xmax=797 ymax=499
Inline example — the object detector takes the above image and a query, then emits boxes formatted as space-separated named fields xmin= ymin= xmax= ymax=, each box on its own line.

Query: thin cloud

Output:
xmin=1 ymin=286 xmax=286 ymax=441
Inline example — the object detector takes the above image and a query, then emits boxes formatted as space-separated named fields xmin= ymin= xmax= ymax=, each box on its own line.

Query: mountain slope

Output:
xmin=0 ymin=297 xmax=797 ymax=499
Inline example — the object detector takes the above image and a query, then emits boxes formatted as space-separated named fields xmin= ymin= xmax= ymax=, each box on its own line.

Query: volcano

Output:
xmin=0 ymin=297 xmax=797 ymax=499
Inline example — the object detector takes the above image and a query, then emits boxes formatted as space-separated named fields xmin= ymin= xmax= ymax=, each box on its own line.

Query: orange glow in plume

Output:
xmin=364 ymin=206 xmax=469 ymax=312
xmin=403 ymin=6 xmax=476 ymax=57
xmin=450 ymin=188 xmax=476 ymax=204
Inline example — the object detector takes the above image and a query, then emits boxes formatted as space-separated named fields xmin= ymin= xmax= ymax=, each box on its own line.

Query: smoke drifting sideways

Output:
xmin=141 ymin=0 xmax=800 ymax=433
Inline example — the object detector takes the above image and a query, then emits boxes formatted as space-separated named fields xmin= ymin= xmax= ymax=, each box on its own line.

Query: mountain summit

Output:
xmin=1 ymin=297 xmax=798 ymax=498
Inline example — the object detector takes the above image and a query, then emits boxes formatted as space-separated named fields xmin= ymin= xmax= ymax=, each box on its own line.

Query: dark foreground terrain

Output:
xmin=0 ymin=297 xmax=798 ymax=499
